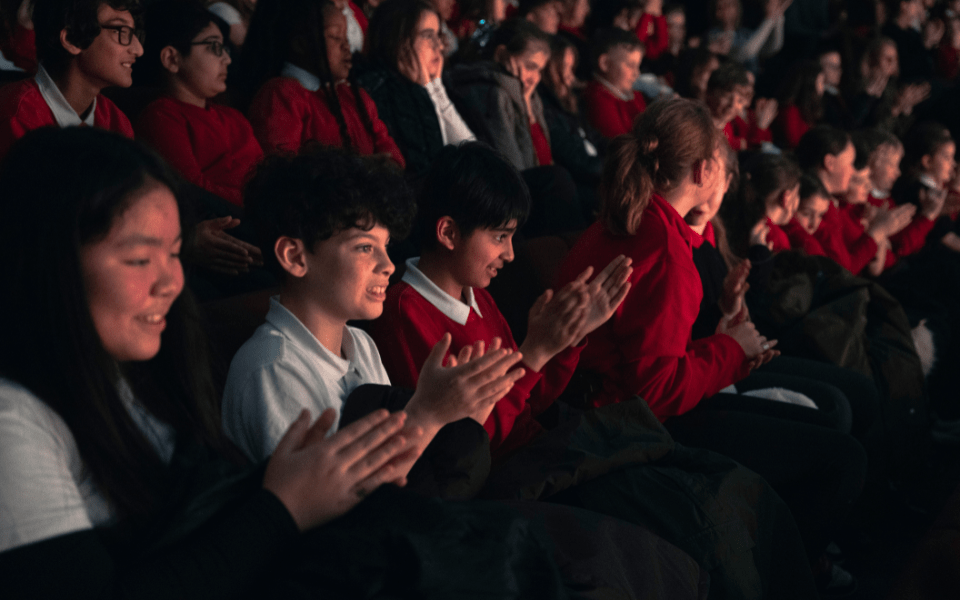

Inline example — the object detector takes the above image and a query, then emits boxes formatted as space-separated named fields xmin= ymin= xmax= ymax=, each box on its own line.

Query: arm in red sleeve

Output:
xmin=814 ymin=214 xmax=877 ymax=274
xmin=890 ymin=215 xmax=936 ymax=257
xmin=775 ymin=104 xmax=809 ymax=149
xmin=248 ymin=79 xmax=307 ymax=154
xmin=636 ymin=14 xmax=669 ymax=60
xmin=359 ymin=88 xmax=406 ymax=168
xmin=611 ymin=252 xmax=749 ymax=420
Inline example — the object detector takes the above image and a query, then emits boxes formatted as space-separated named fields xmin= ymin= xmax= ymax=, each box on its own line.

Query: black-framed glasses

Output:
xmin=100 ymin=24 xmax=145 ymax=46
xmin=190 ymin=40 xmax=230 ymax=58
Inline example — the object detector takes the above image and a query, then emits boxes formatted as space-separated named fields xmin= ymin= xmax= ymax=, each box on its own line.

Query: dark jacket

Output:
xmin=538 ymin=84 xmax=604 ymax=185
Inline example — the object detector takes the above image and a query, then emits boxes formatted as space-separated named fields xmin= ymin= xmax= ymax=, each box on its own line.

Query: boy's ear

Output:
xmin=921 ymin=154 xmax=933 ymax=173
xmin=823 ymin=152 xmax=837 ymax=174
xmin=274 ymin=236 xmax=309 ymax=278
xmin=436 ymin=216 xmax=459 ymax=251
xmin=159 ymin=46 xmax=181 ymax=73
xmin=597 ymin=52 xmax=610 ymax=74
xmin=59 ymin=28 xmax=83 ymax=56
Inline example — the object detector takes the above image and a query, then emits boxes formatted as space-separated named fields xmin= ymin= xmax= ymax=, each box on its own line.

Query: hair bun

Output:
xmin=637 ymin=131 xmax=660 ymax=155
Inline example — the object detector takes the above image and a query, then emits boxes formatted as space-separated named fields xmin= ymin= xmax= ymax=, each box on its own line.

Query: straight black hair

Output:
xmin=0 ymin=127 xmax=226 ymax=519
xmin=34 ymin=0 xmax=143 ymax=77
xmin=138 ymin=0 xmax=227 ymax=87
xmin=416 ymin=142 xmax=531 ymax=250
xmin=722 ymin=152 xmax=801 ymax=256
xmin=901 ymin=121 xmax=953 ymax=177
xmin=244 ymin=145 xmax=415 ymax=278
xmin=367 ymin=0 xmax=438 ymax=75
xmin=794 ymin=125 xmax=851 ymax=171
xmin=799 ymin=170 xmax=830 ymax=201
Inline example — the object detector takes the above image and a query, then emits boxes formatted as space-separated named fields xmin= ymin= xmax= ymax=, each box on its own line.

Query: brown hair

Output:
xmin=599 ymin=98 xmax=720 ymax=236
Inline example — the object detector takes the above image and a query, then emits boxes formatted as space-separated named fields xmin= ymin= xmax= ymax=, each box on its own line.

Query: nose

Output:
xmin=155 ymin=256 xmax=184 ymax=299
xmin=502 ymin=239 xmax=515 ymax=263
xmin=379 ymin=249 xmax=395 ymax=277
xmin=224 ymin=50 xmax=232 ymax=65
xmin=131 ymin=34 xmax=144 ymax=58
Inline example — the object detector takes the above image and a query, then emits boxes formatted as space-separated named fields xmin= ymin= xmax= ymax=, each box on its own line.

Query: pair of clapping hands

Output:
xmin=715 ymin=259 xmax=778 ymax=369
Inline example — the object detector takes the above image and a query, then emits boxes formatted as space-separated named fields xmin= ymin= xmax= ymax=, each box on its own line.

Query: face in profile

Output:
xmin=81 ymin=183 xmax=184 ymax=362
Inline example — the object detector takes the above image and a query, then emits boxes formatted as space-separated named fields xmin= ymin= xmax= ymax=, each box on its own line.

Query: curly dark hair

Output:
xmin=33 ymin=0 xmax=143 ymax=76
xmin=244 ymin=145 xmax=415 ymax=278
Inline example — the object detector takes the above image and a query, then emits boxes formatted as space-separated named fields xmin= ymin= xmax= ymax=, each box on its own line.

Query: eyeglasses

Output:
xmin=190 ymin=40 xmax=230 ymax=57
xmin=417 ymin=30 xmax=442 ymax=48
xmin=100 ymin=24 xmax=145 ymax=46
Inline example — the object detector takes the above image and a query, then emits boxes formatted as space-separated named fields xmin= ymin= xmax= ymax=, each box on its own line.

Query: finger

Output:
xmin=338 ymin=411 xmax=408 ymax=465
xmin=474 ymin=367 xmax=527 ymax=403
xmin=607 ymin=281 xmax=631 ymax=311
xmin=574 ymin=265 xmax=595 ymax=287
xmin=457 ymin=343 xmax=474 ymax=364
xmin=272 ymin=409 xmax=311 ymax=457
xmin=488 ymin=337 xmax=503 ymax=352
xmin=424 ymin=333 xmax=453 ymax=371
xmin=219 ymin=217 xmax=242 ymax=231
xmin=345 ymin=432 xmax=410 ymax=481
xmin=301 ymin=407 xmax=340 ymax=447
xmin=463 ymin=348 xmax=524 ymax=385
xmin=529 ymin=289 xmax=552 ymax=317
xmin=323 ymin=408 xmax=393 ymax=454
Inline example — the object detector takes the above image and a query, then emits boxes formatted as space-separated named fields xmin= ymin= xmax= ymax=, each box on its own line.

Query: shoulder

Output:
xmin=94 ymin=94 xmax=133 ymax=136
xmin=0 ymin=79 xmax=49 ymax=122
xmin=226 ymin=322 xmax=291 ymax=387
xmin=345 ymin=326 xmax=389 ymax=383
xmin=255 ymin=77 xmax=309 ymax=102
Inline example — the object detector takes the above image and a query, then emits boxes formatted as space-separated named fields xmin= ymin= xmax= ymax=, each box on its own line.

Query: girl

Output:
xmin=357 ymin=0 xmax=475 ymax=176
xmin=0 ymin=127 xmax=421 ymax=597
xmin=448 ymin=17 xmax=583 ymax=235
xmin=782 ymin=173 xmax=831 ymax=258
xmin=721 ymin=152 xmax=801 ymax=256
xmin=207 ymin=0 xmax=255 ymax=48
xmin=774 ymin=60 xmax=824 ymax=149
xmin=137 ymin=0 xmax=263 ymax=208
xmin=240 ymin=0 xmax=404 ymax=166
xmin=557 ymin=99 xmax=867 ymax=588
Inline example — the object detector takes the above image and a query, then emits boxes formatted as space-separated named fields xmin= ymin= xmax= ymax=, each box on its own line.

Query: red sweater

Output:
xmin=774 ymin=104 xmax=810 ymax=149
xmin=582 ymin=79 xmax=646 ymax=139
xmin=813 ymin=202 xmax=878 ymax=274
xmin=0 ymin=25 xmax=36 ymax=73
xmin=730 ymin=112 xmax=772 ymax=149
xmin=867 ymin=193 xmax=936 ymax=261
xmin=369 ymin=282 xmax=583 ymax=460
xmin=136 ymin=96 xmax=263 ymax=207
xmin=635 ymin=14 xmax=669 ymax=60
xmin=782 ymin=219 xmax=826 ymax=256
xmin=0 ymin=78 xmax=133 ymax=161
xmin=557 ymin=195 xmax=750 ymax=420
xmin=247 ymin=77 xmax=405 ymax=168
xmin=767 ymin=218 xmax=791 ymax=252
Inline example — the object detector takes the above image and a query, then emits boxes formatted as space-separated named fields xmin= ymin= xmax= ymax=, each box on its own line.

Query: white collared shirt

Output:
xmin=35 ymin=63 xmax=96 ymax=128
xmin=280 ymin=62 xmax=322 ymax=92
xmin=424 ymin=78 xmax=475 ymax=146
xmin=222 ymin=297 xmax=389 ymax=462
xmin=596 ymin=75 xmax=633 ymax=102
xmin=919 ymin=174 xmax=942 ymax=190
xmin=871 ymin=188 xmax=890 ymax=200
xmin=402 ymin=257 xmax=482 ymax=326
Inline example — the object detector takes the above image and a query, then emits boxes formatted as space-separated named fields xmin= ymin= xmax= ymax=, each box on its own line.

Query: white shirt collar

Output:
xmin=35 ymin=63 xmax=96 ymax=128
xmin=919 ymin=174 xmax=942 ymax=190
xmin=871 ymin=188 xmax=890 ymax=199
xmin=265 ymin=296 xmax=358 ymax=380
xmin=401 ymin=257 xmax=482 ymax=325
xmin=281 ymin=62 xmax=322 ymax=92
xmin=596 ymin=76 xmax=632 ymax=101
xmin=824 ymin=84 xmax=840 ymax=96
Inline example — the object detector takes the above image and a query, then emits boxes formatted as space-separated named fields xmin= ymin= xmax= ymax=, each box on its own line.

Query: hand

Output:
xmin=573 ymin=255 xmax=633 ymax=344
xmin=519 ymin=278 xmax=590 ymax=372
xmin=718 ymin=311 xmax=779 ymax=367
xmin=765 ymin=0 xmax=792 ymax=19
xmin=894 ymin=83 xmax=931 ymax=116
xmin=720 ymin=259 xmax=751 ymax=319
xmin=754 ymin=98 xmax=778 ymax=130
xmin=919 ymin=186 xmax=948 ymax=219
xmin=750 ymin=219 xmax=772 ymax=249
xmin=859 ymin=203 xmax=880 ymax=228
xmin=407 ymin=333 xmax=526 ymax=430
xmin=864 ymin=72 xmax=889 ymax=98
xmin=428 ymin=51 xmax=445 ymax=82
xmin=923 ymin=19 xmax=946 ymax=50
xmin=867 ymin=203 xmax=916 ymax=242
xmin=942 ymin=231 xmax=960 ymax=252
xmin=263 ymin=408 xmax=420 ymax=531
xmin=194 ymin=216 xmax=263 ymax=275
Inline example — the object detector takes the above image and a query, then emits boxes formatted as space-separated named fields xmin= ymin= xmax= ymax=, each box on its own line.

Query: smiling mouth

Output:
xmin=138 ymin=313 xmax=166 ymax=325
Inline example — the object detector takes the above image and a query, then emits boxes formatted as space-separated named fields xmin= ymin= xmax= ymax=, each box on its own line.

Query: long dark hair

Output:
xmin=722 ymin=152 xmax=801 ymax=256
xmin=777 ymin=60 xmax=824 ymax=127
xmin=238 ymin=0 xmax=375 ymax=150
xmin=367 ymin=0 xmax=438 ymax=76
xmin=0 ymin=128 xmax=226 ymax=519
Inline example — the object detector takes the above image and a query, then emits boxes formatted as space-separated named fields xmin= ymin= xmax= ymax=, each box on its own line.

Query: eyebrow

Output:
xmin=117 ymin=233 xmax=183 ymax=247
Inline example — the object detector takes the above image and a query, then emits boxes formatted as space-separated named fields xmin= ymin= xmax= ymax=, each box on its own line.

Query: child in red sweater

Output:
xmin=581 ymin=28 xmax=645 ymax=139
xmin=728 ymin=152 xmax=801 ymax=254
xmin=241 ymin=0 xmax=404 ymax=166
xmin=136 ymin=0 xmax=263 ymax=208
xmin=0 ymin=0 xmax=138 ymax=160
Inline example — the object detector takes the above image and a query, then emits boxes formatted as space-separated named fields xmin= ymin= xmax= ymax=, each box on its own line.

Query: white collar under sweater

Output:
xmin=35 ymin=63 xmax=96 ymax=128
xmin=402 ymin=257 xmax=482 ymax=325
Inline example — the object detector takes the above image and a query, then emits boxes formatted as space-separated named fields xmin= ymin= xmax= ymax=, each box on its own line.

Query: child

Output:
xmin=720 ymin=153 xmax=800 ymax=259
xmin=369 ymin=140 xmax=825 ymax=600
xmin=222 ymin=147 xmax=525 ymax=464
xmin=581 ymin=28 xmax=645 ymax=139
xmin=518 ymin=0 xmax=563 ymax=34
xmin=795 ymin=126 xmax=914 ymax=275
xmin=136 ymin=0 xmax=263 ymax=207
xmin=704 ymin=61 xmax=752 ymax=151
xmin=0 ymin=0 xmax=139 ymax=159
xmin=241 ymin=0 xmax=405 ymax=166
xmin=773 ymin=60 xmax=823 ymax=149
xmin=782 ymin=173 xmax=834 ymax=259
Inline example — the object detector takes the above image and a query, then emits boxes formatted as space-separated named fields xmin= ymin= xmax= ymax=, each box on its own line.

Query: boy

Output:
xmin=519 ymin=0 xmax=564 ymax=35
xmin=222 ymin=148 xmax=526 ymax=467
xmin=369 ymin=141 xmax=823 ymax=600
xmin=581 ymin=28 xmax=645 ymax=139
xmin=0 ymin=0 xmax=139 ymax=159
xmin=705 ymin=62 xmax=749 ymax=151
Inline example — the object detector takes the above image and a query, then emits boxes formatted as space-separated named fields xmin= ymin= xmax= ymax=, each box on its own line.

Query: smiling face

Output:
xmin=81 ymin=182 xmax=184 ymax=362
xmin=323 ymin=5 xmax=352 ymax=81
xmin=823 ymin=141 xmax=856 ymax=194
xmin=869 ymin=144 xmax=902 ymax=192
xmin=795 ymin=193 xmax=831 ymax=235
xmin=74 ymin=5 xmax=143 ymax=90
xmin=168 ymin=22 xmax=231 ymax=104
xmin=505 ymin=45 xmax=550 ymax=95
xmin=601 ymin=45 xmax=642 ymax=95
xmin=449 ymin=219 xmax=517 ymax=290
xmin=303 ymin=223 xmax=395 ymax=323
xmin=845 ymin=166 xmax=872 ymax=205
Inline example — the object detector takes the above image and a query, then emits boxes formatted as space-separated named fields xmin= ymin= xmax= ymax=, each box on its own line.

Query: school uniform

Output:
xmin=782 ymin=218 xmax=827 ymax=257
xmin=813 ymin=202 xmax=877 ymax=275
xmin=0 ymin=64 xmax=133 ymax=161
xmin=766 ymin=217 xmax=792 ymax=252
xmin=582 ymin=78 xmax=646 ymax=139
xmin=369 ymin=258 xmax=583 ymax=460
xmin=557 ymin=194 xmax=750 ymax=420
xmin=635 ymin=13 xmax=669 ymax=60
xmin=247 ymin=63 xmax=405 ymax=168
xmin=136 ymin=96 xmax=263 ymax=207
xmin=868 ymin=190 xmax=937 ymax=261
xmin=222 ymin=297 xmax=389 ymax=462
xmin=773 ymin=103 xmax=810 ymax=149
xmin=729 ymin=112 xmax=772 ymax=150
